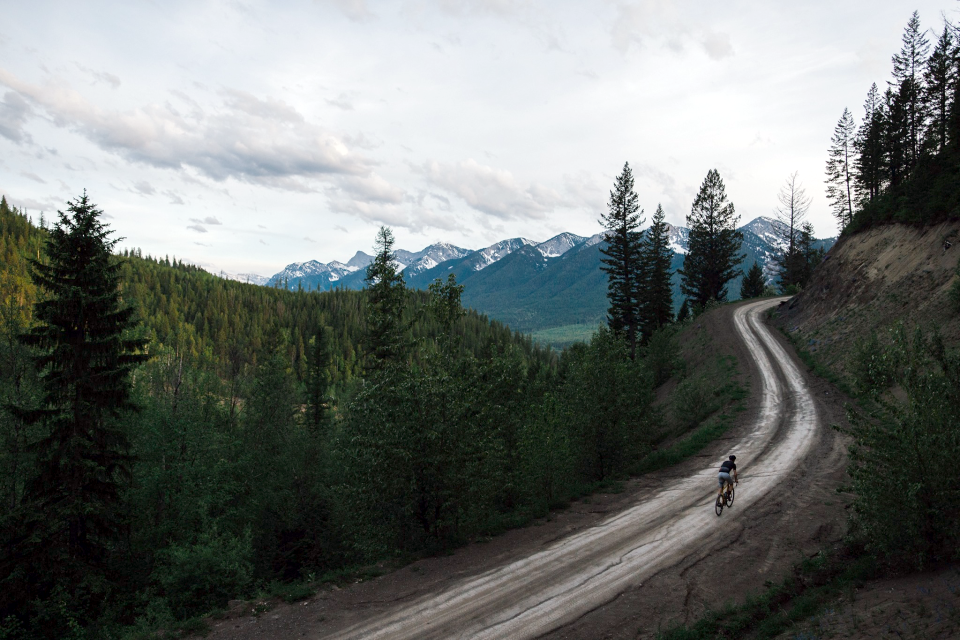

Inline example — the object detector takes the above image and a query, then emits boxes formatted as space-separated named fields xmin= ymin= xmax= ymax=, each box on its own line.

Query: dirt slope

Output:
xmin=774 ymin=219 xmax=960 ymax=383
xmin=201 ymin=300 xmax=850 ymax=639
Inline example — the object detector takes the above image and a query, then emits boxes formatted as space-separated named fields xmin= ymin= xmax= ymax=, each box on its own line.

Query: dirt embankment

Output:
xmin=773 ymin=220 xmax=960 ymax=382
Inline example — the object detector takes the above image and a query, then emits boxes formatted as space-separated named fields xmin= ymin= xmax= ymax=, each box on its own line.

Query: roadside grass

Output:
xmin=655 ymin=549 xmax=878 ymax=640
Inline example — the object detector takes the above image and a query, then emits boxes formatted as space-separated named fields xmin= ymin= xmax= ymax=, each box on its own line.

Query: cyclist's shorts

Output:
xmin=718 ymin=472 xmax=733 ymax=488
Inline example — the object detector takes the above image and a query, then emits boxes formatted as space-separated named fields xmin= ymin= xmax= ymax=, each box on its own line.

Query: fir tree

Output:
xmin=364 ymin=226 xmax=407 ymax=369
xmin=892 ymin=11 xmax=930 ymax=168
xmin=599 ymin=162 xmax=644 ymax=359
xmin=675 ymin=299 xmax=690 ymax=323
xmin=2 ymin=192 xmax=146 ymax=628
xmin=306 ymin=325 xmax=335 ymax=432
xmin=740 ymin=262 xmax=766 ymax=299
xmin=679 ymin=169 xmax=743 ymax=308
xmin=825 ymin=108 xmax=857 ymax=231
xmin=854 ymin=83 xmax=887 ymax=207
xmin=923 ymin=24 xmax=957 ymax=153
xmin=638 ymin=204 xmax=673 ymax=341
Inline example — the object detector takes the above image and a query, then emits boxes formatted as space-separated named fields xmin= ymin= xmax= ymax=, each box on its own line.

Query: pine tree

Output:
xmin=3 ymin=192 xmax=146 ymax=626
xmin=740 ymin=262 xmax=766 ymax=299
xmin=675 ymin=299 xmax=690 ymax=323
xmin=854 ymin=83 xmax=887 ymax=208
xmin=679 ymin=169 xmax=743 ymax=308
xmin=364 ymin=226 xmax=407 ymax=369
xmin=599 ymin=162 xmax=644 ymax=359
xmin=638 ymin=204 xmax=673 ymax=341
xmin=774 ymin=172 xmax=812 ymax=291
xmin=923 ymin=24 xmax=957 ymax=153
xmin=892 ymin=11 xmax=931 ymax=168
xmin=825 ymin=109 xmax=857 ymax=231
xmin=306 ymin=325 xmax=335 ymax=431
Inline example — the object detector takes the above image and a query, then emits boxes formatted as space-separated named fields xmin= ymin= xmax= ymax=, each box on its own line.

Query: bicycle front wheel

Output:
xmin=726 ymin=485 xmax=735 ymax=507
xmin=715 ymin=494 xmax=724 ymax=516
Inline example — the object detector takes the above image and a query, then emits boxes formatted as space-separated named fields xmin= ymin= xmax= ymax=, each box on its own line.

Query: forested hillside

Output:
xmin=0 ymin=196 xmax=711 ymax=639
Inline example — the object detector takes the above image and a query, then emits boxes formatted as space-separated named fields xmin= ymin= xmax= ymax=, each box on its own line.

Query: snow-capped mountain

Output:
xmin=401 ymin=242 xmax=473 ymax=277
xmin=470 ymin=237 xmax=537 ymax=271
xmin=664 ymin=223 xmax=690 ymax=255
xmin=740 ymin=216 xmax=789 ymax=252
xmin=267 ymin=259 xmax=360 ymax=289
xmin=218 ymin=271 xmax=270 ymax=286
xmin=346 ymin=251 xmax=373 ymax=270
xmin=535 ymin=232 xmax=587 ymax=258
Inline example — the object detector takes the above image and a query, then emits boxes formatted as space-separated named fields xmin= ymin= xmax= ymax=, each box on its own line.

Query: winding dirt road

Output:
xmin=326 ymin=298 xmax=819 ymax=639
xmin=204 ymin=298 xmax=846 ymax=639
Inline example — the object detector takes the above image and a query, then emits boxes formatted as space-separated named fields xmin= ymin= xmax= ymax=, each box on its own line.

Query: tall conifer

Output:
xmin=638 ymin=204 xmax=673 ymax=341
xmin=679 ymin=169 xmax=743 ymax=308
xmin=854 ymin=83 xmax=887 ymax=207
xmin=364 ymin=226 xmax=407 ymax=369
xmin=892 ymin=11 xmax=930 ymax=168
xmin=3 ymin=192 xmax=146 ymax=626
xmin=924 ymin=24 xmax=957 ymax=153
xmin=825 ymin=109 xmax=857 ymax=231
xmin=599 ymin=162 xmax=644 ymax=359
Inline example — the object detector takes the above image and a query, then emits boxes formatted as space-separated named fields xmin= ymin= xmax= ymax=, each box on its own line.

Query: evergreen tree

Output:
xmin=923 ymin=24 xmax=957 ymax=153
xmin=854 ymin=83 xmax=887 ymax=208
xmin=638 ymin=204 xmax=673 ymax=341
xmin=306 ymin=325 xmax=335 ymax=432
xmin=599 ymin=162 xmax=644 ymax=359
xmin=825 ymin=108 xmax=857 ymax=231
xmin=364 ymin=226 xmax=407 ymax=369
xmin=675 ymin=299 xmax=690 ymax=323
xmin=885 ymin=84 xmax=910 ymax=188
xmin=2 ymin=192 xmax=146 ymax=629
xmin=892 ymin=10 xmax=931 ymax=168
xmin=679 ymin=169 xmax=743 ymax=307
xmin=773 ymin=172 xmax=812 ymax=291
xmin=740 ymin=262 xmax=765 ymax=299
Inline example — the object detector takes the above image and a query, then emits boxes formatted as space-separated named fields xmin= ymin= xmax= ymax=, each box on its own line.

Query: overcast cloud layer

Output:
xmin=2 ymin=0 xmax=957 ymax=276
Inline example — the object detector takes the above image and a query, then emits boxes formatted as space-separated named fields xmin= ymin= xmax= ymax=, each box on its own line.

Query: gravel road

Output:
xmin=322 ymin=298 xmax=821 ymax=639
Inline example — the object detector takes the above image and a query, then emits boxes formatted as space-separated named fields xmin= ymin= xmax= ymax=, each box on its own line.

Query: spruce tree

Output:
xmin=599 ymin=162 xmax=644 ymax=359
xmin=923 ymin=24 xmax=957 ymax=154
xmin=892 ymin=11 xmax=930 ymax=168
xmin=679 ymin=169 xmax=743 ymax=308
xmin=854 ymin=83 xmax=887 ymax=207
xmin=675 ymin=299 xmax=690 ymax=323
xmin=825 ymin=109 xmax=857 ymax=231
xmin=3 ymin=192 xmax=146 ymax=626
xmin=364 ymin=226 xmax=407 ymax=369
xmin=638 ymin=204 xmax=673 ymax=341
xmin=740 ymin=262 xmax=766 ymax=299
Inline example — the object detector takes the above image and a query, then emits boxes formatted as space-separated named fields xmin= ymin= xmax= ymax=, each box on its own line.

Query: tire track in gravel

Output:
xmin=327 ymin=298 xmax=821 ymax=639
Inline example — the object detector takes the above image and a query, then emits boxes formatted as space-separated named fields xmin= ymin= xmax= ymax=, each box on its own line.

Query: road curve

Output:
xmin=330 ymin=298 xmax=819 ymax=640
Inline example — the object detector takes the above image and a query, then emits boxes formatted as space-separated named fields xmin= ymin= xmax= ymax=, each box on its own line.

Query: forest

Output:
xmin=0 ymin=193 xmax=695 ymax=639
xmin=825 ymin=11 xmax=960 ymax=233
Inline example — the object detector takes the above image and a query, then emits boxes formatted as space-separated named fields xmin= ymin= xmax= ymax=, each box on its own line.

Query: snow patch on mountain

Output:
xmin=218 ymin=271 xmax=270 ymax=286
xmin=403 ymin=242 xmax=473 ymax=276
xmin=535 ymin=232 xmax=587 ymax=258
xmin=473 ymin=238 xmax=537 ymax=270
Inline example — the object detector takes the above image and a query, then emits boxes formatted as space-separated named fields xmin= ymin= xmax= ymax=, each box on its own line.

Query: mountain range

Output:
xmin=223 ymin=217 xmax=834 ymax=335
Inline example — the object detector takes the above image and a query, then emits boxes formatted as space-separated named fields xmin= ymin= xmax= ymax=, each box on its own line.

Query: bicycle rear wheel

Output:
xmin=715 ymin=494 xmax=724 ymax=516
xmin=725 ymin=485 xmax=735 ymax=507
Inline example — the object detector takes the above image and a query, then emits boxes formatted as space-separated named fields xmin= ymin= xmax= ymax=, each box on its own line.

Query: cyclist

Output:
xmin=718 ymin=455 xmax=738 ymax=500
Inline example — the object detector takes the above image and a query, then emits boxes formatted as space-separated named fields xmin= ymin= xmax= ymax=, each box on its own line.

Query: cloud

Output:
xmin=418 ymin=158 xmax=563 ymax=220
xmin=329 ymin=0 xmax=375 ymax=22
xmin=20 ymin=171 xmax=46 ymax=184
xmin=304 ymin=236 xmax=316 ymax=242
xmin=334 ymin=225 xmax=348 ymax=232
xmin=609 ymin=1 xmax=734 ymax=60
xmin=75 ymin=63 xmax=121 ymax=89
xmin=165 ymin=190 xmax=185 ymax=205
xmin=0 ymin=69 xmax=371 ymax=190
xmin=133 ymin=180 xmax=155 ymax=195
xmin=191 ymin=215 xmax=222 ymax=225
xmin=0 ymin=91 xmax=33 ymax=144
xmin=326 ymin=92 xmax=354 ymax=110
xmin=187 ymin=223 xmax=207 ymax=232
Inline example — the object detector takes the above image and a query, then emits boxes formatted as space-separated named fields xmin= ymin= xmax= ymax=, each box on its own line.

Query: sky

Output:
xmin=2 ymin=0 xmax=958 ymax=277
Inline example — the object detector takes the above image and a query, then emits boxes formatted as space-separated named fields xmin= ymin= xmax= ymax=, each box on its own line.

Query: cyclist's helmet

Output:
xmin=729 ymin=455 xmax=736 ymax=461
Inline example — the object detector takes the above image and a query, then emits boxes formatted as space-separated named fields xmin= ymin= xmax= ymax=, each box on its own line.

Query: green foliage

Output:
xmin=364 ymin=227 xmax=408 ymax=368
xmin=643 ymin=325 xmax=681 ymax=387
xmin=639 ymin=204 xmax=674 ymax=341
xmin=679 ymin=169 xmax=744 ymax=307
xmin=600 ymin=162 xmax=645 ymax=359
xmin=842 ymin=325 xmax=960 ymax=568
xmin=739 ymin=262 xmax=765 ymax=299
xmin=153 ymin=527 xmax=254 ymax=620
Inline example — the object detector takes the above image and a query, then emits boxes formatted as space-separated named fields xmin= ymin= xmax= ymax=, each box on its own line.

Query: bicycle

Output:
xmin=714 ymin=482 xmax=735 ymax=516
